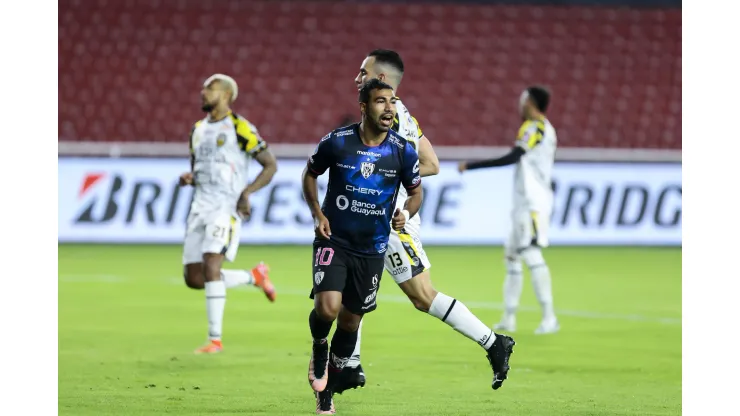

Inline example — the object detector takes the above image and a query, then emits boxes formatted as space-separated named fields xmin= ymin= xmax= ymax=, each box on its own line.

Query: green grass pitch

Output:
xmin=58 ymin=244 xmax=681 ymax=415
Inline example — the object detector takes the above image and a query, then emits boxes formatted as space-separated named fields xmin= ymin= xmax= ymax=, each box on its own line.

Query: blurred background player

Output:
xmin=335 ymin=49 xmax=516 ymax=395
xmin=303 ymin=79 xmax=423 ymax=414
xmin=178 ymin=74 xmax=279 ymax=354
xmin=458 ymin=86 xmax=559 ymax=335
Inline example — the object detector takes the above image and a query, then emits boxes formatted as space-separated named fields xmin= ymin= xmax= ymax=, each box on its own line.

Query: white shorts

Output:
xmin=505 ymin=209 xmax=550 ymax=258
xmin=182 ymin=209 xmax=242 ymax=265
xmin=384 ymin=220 xmax=432 ymax=284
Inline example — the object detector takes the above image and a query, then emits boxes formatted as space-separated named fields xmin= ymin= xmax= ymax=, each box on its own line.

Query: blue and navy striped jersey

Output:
xmin=307 ymin=123 xmax=421 ymax=256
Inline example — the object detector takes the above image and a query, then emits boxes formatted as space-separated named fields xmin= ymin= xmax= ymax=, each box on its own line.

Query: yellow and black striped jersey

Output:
xmin=513 ymin=117 xmax=557 ymax=212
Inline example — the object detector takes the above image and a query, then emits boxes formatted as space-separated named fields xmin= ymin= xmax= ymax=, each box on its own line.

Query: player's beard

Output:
xmin=373 ymin=112 xmax=393 ymax=133
xmin=201 ymin=102 xmax=216 ymax=112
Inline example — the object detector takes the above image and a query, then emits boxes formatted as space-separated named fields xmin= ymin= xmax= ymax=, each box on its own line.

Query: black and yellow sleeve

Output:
xmin=515 ymin=119 xmax=545 ymax=151
xmin=231 ymin=114 xmax=268 ymax=156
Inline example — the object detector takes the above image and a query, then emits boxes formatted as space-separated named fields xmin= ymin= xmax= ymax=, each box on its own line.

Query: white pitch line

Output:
xmin=59 ymin=275 xmax=681 ymax=326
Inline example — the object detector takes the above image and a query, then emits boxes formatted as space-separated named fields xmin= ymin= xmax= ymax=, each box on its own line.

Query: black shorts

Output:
xmin=309 ymin=240 xmax=384 ymax=315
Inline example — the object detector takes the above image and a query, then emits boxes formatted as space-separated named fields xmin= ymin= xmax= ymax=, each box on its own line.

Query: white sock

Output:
xmin=347 ymin=319 xmax=363 ymax=368
xmin=429 ymin=292 xmax=496 ymax=350
xmin=221 ymin=269 xmax=254 ymax=289
xmin=522 ymin=248 xmax=556 ymax=321
xmin=205 ymin=281 xmax=226 ymax=340
xmin=503 ymin=258 xmax=524 ymax=317
xmin=531 ymin=264 xmax=556 ymax=321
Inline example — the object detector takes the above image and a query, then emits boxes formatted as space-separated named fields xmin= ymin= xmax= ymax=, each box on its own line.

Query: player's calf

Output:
xmin=521 ymin=246 xmax=558 ymax=333
xmin=398 ymin=271 xmax=438 ymax=312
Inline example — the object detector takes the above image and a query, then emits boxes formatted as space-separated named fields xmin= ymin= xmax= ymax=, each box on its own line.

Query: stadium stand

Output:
xmin=58 ymin=0 xmax=681 ymax=149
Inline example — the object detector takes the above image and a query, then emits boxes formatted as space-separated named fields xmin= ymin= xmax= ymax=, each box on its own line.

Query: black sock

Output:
xmin=309 ymin=309 xmax=333 ymax=341
xmin=329 ymin=326 xmax=359 ymax=372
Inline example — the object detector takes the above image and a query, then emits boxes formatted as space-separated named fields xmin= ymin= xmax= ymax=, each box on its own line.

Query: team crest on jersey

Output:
xmin=216 ymin=133 xmax=227 ymax=147
xmin=361 ymin=162 xmax=375 ymax=179
xmin=314 ymin=271 xmax=324 ymax=286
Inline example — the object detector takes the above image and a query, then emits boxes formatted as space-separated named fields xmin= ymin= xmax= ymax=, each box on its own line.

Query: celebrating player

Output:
xmin=333 ymin=49 xmax=516 ymax=396
xmin=179 ymin=74 xmax=279 ymax=354
xmin=303 ymin=79 xmax=423 ymax=414
xmin=458 ymin=86 xmax=560 ymax=335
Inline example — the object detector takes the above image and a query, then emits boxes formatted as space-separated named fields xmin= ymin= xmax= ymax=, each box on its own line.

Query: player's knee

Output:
xmin=521 ymin=247 xmax=545 ymax=269
xmin=504 ymin=245 xmax=519 ymax=263
xmin=315 ymin=300 xmax=341 ymax=322
xmin=184 ymin=276 xmax=204 ymax=290
xmin=183 ymin=265 xmax=204 ymax=289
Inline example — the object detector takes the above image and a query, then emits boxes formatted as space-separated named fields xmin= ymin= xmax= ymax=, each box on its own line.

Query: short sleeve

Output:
xmin=400 ymin=141 xmax=421 ymax=190
xmin=515 ymin=120 xmax=545 ymax=151
xmin=411 ymin=116 xmax=423 ymax=138
xmin=235 ymin=117 xmax=268 ymax=155
xmin=307 ymin=133 xmax=333 ymax=176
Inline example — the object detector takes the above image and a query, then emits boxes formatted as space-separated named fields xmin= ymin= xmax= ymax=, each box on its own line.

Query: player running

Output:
xmin=178 ymin=74 xmax=279 ymax=354
xmin=303 ymin=79 xmax=423 ymax=414
xmin=333 ymin=49 xmax=516 ymax=396
xmin=458 ymin=86 xmax=560 ymax=335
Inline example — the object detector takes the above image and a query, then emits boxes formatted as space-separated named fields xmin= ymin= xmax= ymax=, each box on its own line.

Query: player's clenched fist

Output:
xmin=236 ymin=190 xmax=252 ymax=220
xmin=179 ymin=172 xmax=194 ymax=186
xmin=314 ymin=214 xmax=332 ymax=240
xmin=392 ymin=208 xmax=409 ymax=231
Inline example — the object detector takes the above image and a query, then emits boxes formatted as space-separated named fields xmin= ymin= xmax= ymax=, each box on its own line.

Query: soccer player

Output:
xmin=303 ymin=79 xmax=422 ymax=414
xmin=458 ymin=86 xmax=560 ymax=335
xmin=178 ymin=74 xmax=279 ymax=354
xmin=334 ymin=49 xmax=516 ymax=395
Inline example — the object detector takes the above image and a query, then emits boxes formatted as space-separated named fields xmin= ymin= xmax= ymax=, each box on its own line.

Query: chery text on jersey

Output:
xmin=307 ymin=124 xmax=421 ymax=256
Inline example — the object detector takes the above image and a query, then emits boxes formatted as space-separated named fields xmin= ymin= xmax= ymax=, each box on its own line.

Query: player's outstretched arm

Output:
xmin=458 ymin=147 xmax=525 ymax=173
xmin=417 ymin=135 xmax=440 ymax=177
xmin=243 ymin=149 xmax=278 ymax=195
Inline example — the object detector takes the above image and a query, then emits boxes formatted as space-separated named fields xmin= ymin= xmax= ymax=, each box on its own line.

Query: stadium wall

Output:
xmin=58 ymin=156 xmax=682 ymax=246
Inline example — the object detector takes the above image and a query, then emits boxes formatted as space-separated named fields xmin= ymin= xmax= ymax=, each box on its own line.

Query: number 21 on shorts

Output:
xmin=315 ymin=247 xmax=334 ymax=266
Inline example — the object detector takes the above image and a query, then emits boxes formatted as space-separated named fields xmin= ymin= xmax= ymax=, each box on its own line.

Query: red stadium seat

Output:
xmin=58 ymin=0 xmax=681 ymax=149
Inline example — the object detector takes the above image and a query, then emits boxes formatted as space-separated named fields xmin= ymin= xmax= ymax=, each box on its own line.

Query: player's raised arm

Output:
xmin=458 ymin=146 xmax=525 ymax=172
xmin=302 ymin=134 xmax=333 ymax=239
xmin=458 ymin=118 xmax=545 ymax=173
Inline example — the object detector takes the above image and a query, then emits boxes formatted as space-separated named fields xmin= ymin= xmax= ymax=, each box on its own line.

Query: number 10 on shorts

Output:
xmin=315 ymin=247 xmax=334 ymax=266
